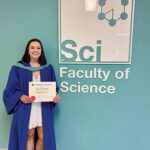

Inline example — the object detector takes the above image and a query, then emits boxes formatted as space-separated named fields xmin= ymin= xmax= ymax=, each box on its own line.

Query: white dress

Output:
xmin=28 ymin=74 xmax=42 ymax=129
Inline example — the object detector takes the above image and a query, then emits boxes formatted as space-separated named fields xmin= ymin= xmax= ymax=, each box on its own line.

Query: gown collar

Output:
xmin=14 ymin=61 xmax=49 ymax=72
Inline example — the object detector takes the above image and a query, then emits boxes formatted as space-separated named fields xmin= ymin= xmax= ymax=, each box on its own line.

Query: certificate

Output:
xmin=29 ymin=82 xmax=56 ymax=102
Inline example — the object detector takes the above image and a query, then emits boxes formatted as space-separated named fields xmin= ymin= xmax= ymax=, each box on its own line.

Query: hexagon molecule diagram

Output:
xmin=98 ymin=0 xmax=129 ymax=27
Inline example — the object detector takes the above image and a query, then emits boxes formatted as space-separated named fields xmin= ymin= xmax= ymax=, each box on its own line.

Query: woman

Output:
xmin=3 ymin=38 xmax=61 ymax=150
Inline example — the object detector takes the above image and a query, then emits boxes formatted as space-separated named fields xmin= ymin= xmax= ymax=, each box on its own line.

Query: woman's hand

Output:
xmin=53 ymin=93 xmax=61 ymax=103
xmin=20 ymin=95 xmax=33 ymax=104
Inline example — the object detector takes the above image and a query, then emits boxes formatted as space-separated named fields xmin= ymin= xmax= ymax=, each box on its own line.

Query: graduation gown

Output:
xmin=3 ymin=61 xmax=59 ymax=150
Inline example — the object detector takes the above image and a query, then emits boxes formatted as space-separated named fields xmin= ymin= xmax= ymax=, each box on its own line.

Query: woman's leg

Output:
xmin=26 ymin=128 xmax=35 ymax=150
xmin=36 ymin=126 xmax=44 ymax=150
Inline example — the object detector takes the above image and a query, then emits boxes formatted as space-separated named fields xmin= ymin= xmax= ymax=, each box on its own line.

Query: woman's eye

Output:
xmin=37 ymin=47 xmax=41 ymax=50
xmin=31 ymin=47 xmax=34 ymax=49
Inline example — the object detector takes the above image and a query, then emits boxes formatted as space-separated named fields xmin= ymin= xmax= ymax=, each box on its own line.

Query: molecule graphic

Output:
xmin=98 ymin=0 xmax=129 ymax=27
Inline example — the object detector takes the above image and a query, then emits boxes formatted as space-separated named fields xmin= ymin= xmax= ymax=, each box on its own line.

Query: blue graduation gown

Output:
xmin=3 ymin=61 xmax=59 ymax=150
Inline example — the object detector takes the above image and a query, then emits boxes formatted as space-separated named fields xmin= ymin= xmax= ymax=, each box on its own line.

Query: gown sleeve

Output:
xmin=3 ymin=66 xmax=24 ymax=115
xmin=49 ymin=64 xmax=59 ymax=107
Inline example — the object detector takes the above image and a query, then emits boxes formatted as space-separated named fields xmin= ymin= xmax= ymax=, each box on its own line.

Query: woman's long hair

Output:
xmin=18 ymin=38 xmax=47 ymax=65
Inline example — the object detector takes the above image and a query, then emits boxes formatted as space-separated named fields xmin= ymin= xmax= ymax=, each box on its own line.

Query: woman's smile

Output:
xmin=32 ymin=52 xmax=40 ymax=55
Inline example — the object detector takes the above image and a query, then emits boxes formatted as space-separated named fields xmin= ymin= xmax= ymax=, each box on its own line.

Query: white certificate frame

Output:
xmin=29 ymin=82 xmax=56 ymax=102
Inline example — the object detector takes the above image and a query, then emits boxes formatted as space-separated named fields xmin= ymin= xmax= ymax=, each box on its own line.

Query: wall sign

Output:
xmin=58 ymin=0 xmax=135 ymax=64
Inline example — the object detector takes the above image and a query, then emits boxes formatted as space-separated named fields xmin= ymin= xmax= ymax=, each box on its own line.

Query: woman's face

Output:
xmin=28 ymin=41 xmax=42 ymax=60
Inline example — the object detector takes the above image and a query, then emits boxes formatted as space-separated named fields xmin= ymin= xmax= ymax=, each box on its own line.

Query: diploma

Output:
xmin=29 ymin=82 xmax=56 ymax=102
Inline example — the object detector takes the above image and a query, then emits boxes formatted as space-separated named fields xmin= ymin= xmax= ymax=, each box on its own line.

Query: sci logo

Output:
xmin=59 ymin=0 xmax=135 ymax=64
xmin=60 ymin=40 xmax=102 ymax=63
